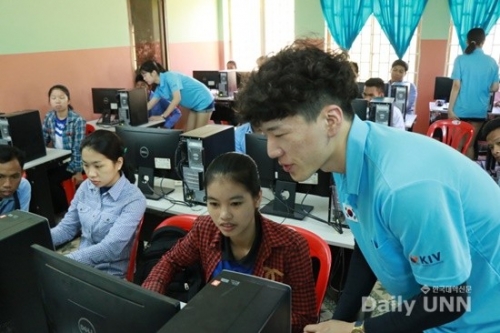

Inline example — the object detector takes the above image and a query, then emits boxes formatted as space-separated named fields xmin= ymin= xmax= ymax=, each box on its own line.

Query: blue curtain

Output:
xmin=320 ymin=0 xmax=373 ymax=50
xmin=373 ymin=0 xmax=428 ymax=58
xmin=449 ymin=0 xmax=500 ymax=51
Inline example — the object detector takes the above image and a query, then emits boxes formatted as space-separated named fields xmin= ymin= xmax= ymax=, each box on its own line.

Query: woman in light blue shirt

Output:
xmin=139 ymin=60 xmax=215 ymax=132
xmin=51 ymin=130 xmax=146 ymax=278
xmin=449 ymin=28 xmax=499 ymax=159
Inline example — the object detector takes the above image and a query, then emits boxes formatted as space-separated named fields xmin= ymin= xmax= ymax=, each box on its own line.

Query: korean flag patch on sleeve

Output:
xmin=342 ymin=203 xmax=358 ymax=222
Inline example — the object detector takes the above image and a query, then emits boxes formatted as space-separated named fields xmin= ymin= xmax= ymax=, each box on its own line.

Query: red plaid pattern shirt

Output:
xmin=142 ymin=214 xmax=318 ymax=332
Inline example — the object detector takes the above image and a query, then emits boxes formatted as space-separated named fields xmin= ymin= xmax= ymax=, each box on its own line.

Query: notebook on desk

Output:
xmin=158 ymin=270 xmax=291 ymax=333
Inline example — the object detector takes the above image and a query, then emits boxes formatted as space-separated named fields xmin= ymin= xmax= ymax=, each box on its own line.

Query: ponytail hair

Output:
xmin=465 ymin=28 xmax=486 ymax=55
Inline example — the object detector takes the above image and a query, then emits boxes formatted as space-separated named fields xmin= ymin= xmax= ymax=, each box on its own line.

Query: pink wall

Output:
xmin=167 ymin=41 xmax=222 ymax=75
xmin=414 ymin=39 xmax=449 ymax=134
xmin=0 ymin=47 xmax=135 ymax=121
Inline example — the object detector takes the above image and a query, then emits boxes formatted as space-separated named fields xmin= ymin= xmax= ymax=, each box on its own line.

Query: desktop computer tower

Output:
xmin=368 ymin=97 xmax=394 ymax=126
xmin=0 ymin=110 xmax=47 ymax=162
xmin=389 ymin=83 xmax=408 ymax=118
xmin=180 ymin=124 xmax=235 ymax=205
xmin=0 ymin=210 xmax=53 ymax=333
xmin=218 ymin=70 xmax=238 ymax=98
xmin=117 ymin=88 xmax=149 ymax=126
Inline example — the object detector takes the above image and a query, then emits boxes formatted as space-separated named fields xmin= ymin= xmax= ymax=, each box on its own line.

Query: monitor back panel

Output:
xmin=158 ymin=270 xmax=291 ymax=333
xmin=0 ymin=210 xmax=52 ymax=333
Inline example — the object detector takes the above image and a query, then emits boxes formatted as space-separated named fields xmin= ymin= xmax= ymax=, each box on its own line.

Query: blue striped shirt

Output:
xmin=42 ymin=109 xmax=86 ymax=173
xmin=50 ymin=174 xmax=146 ymax=278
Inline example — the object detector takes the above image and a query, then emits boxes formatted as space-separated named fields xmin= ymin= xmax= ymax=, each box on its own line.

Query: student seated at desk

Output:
xmin=363 ymin=78 xmax=405 ymax=130
xmin=135 ymin=74 xmax=181 ymax=129
xmin=142 ymin=152 xmax=317 ymax=333
xmin=0 ymin=145 xmax=31 ymax=214
xmin=51 ymin=130 xmax=146 ymax=278
xmin=389 ymin=59 xmax=417 ymax=114
xmin=43 ymin=84 xmax=86 ymax=215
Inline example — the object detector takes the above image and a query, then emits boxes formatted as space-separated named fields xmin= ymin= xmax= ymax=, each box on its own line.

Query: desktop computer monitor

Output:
xmin=245 ymin=133 xmax=332 ymax=220
xmin=115 ymin=126 xmax=183 ymax=199
xmin=31 ymin=244 xmax=180 ymax=333
xmin=0 ymin=210 xmax=53 ymax=333
xmin=158 ymin=269 xmax=291 ymax=333
xmin=92 ymin=87 xmax=124 ymax=125
xmin=193 ymin=70 xmax=220 ymax=90
xmin=356 ymin=82 xmax=365 ymax=98
xmin=433 ymin=77 xmax=453 ymax=102
xmin=351 ymin=98 xmax=368 ymax=120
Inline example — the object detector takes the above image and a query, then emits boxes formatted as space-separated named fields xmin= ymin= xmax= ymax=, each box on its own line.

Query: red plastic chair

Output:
xmin=287 ymin=225 xmax=332 ymax=316
xmin=426 ymin=119 xmax=475 ymax=154
xmin=62 ymin=178 xmax=76 ymax=206
xmin=154 ymin=214 xmax=198 ymax=232
xmin=126 ymin=216 xmax=145 ymax=282
xmin=86 ymin=123 xmax=96 ymax=136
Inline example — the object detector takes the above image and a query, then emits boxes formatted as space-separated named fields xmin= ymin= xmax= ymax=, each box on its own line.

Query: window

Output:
xmin=446 ymin=23 xmax=500 ymax=77
xmin=228 ymin=0 xmax=294 ymax=70
xmin=326 ymin=15 xmax=420 ymax=84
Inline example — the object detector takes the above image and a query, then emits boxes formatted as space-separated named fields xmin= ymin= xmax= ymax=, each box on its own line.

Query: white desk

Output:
xmin=429 ymin=101 xmax=500 ymax=116
xmin=88 ymin=119 xmax=165 ymax=132
xmin=145 ymin=178 xmax=354 ymax=249
xmin=25 ymin=148 xmax=72 ymax=227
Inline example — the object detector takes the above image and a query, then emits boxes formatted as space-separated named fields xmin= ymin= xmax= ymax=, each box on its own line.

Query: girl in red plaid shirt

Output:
xmin=142 ymin=152 xmax=317 ymax=332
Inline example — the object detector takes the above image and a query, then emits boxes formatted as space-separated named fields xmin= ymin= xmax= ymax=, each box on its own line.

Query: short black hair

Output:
xmin=364 ymin=77 xmax=385 ymax=93
xmin=135 ymin=73 xmax=145 ymax=83
xmin=391 ymin=59 xmax=408 ymax=72
xmin=0 ymin=145 xmax=25 ymax=168
xmin=481 ymin=118 xmax=500 ymax=139
xmin=237 ymin=39 xmax=358 ymax=127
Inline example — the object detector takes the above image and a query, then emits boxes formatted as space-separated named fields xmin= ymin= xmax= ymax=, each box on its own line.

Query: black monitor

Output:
xmin=116 ymin=126 xmax=182 ymax=199
xmin=92 ymin=88 xmax=124 ymax=125
xmin=31 ymin=244 xmax=180 ymax=333
xmin=356 ymin=82 xmax=365 ymax=98
xmin=192 ymin=70 xmax=220 ymax=90
xmin=158 ymin=270 xmax=291 ymax=333
xmin=245 ymin=133 xmax=332 ymax=220
xmin=0 ymin=211 xmax=53 ymax=333
xmin=433 ymin=77 xmax=453 ymax=102
xmin=351 ymin=98 xmax=368 ymax=120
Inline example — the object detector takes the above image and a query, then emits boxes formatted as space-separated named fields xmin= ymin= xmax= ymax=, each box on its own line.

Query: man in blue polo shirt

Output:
xmin=0 ymin=145 xmax=31 ymax=214
xmin=237 ymin=40 xmax=500 ymax=333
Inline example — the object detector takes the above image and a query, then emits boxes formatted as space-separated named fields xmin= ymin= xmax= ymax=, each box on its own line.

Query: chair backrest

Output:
xmin=86 ymin=123 xmax=96 ymax=136
xmin=154 ymin=214 xmax=198 ymax=232
xmin=287 ymin=225 xmax=332 ymax=316
xmin=126 ymin=216 xmax=144 ymax=282
xmin=426 ymin=119 xmax=475 ymax=154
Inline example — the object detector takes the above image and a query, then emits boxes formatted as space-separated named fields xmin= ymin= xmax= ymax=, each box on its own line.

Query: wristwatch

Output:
xmin=351 ymin=320 xmax=364 ymax=333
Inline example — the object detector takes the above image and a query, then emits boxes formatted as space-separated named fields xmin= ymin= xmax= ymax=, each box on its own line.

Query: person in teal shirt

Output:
xmin=237 ymin=39 xmax=500 ymax=333
xmin=449 ymin=28 xmax=499 ymax=159
xmin=139 ymin=60 xmax=214 ymax=131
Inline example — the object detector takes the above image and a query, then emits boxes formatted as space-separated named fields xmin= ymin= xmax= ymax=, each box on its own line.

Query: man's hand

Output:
xmin=303 ymin=319 xmax=355 ymax=333
xmin=149 ymin=116 xmax=164 ymax=121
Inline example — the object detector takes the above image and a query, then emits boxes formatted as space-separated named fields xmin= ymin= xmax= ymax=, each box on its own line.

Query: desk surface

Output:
xmin=429 ymin=101 xmax=500 ymax=115
xmin=88 ymin=119 xmax=165 ymax=132
xmin=25 ymin=148 xmax=71 ymax=169
xmin=146 ymin=178 xmax=354 ymax=249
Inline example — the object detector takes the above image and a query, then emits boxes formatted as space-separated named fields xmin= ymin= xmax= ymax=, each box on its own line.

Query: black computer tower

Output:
xmin=368 ymin=97 xmax=394 ymax=126
xmin=0 ymin=210 xmax=53 ymax=333
xmin=0 ymin=110 xmax=47 ymax=162
xmin=218 ymin=71 xmax=238 ymax=98
xmin=118 ymin=88 xmax=149 ymax=126
xmin=180 ymin=125 xmax=235 ymax=205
